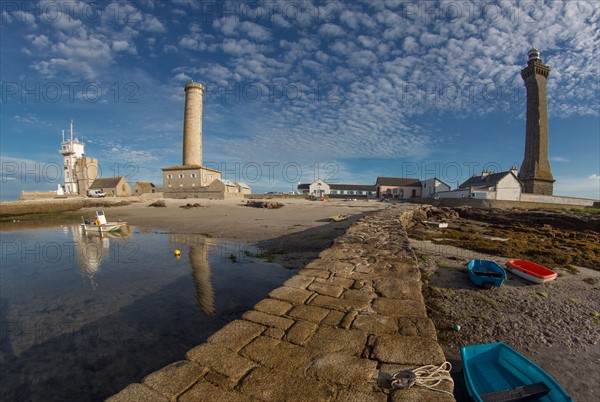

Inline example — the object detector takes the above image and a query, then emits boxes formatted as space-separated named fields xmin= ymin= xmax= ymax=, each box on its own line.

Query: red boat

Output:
xmin=506 ymin=259 xmax=557 ymax=284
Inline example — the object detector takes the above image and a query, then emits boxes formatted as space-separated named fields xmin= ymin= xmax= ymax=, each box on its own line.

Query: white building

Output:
xmin=298 ymin=179 xmax=377 ymax=198
xmin=420 ymin=178 xmax=452 ymax=198
xmin=438 ymin=169 xmax=522 ymax=201
xmin=60 ymin=121 xmax=85 ymax=194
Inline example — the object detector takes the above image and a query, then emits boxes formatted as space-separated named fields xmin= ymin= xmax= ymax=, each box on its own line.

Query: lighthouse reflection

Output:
xmin=169 ymin=234 xmax=216 ymax=316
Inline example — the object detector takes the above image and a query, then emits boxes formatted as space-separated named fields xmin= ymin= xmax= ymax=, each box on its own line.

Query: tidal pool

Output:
xmin=0 ymin=225 xmax=295 ymax=401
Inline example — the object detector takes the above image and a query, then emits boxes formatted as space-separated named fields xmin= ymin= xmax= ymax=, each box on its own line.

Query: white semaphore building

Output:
xmin=60 ymin=120 xmax=86 ymax=194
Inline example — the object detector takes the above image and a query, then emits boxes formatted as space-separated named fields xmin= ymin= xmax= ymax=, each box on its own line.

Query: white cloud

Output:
xmin=319 ymin=23 xmax=345 ymax=37
xmin=550 ymin=156 xmax=570 ymax=163
xmin=589 ymin=174 xmax=600 ymax=180
xmin=139 ymin=14 xmax=166 ymax=33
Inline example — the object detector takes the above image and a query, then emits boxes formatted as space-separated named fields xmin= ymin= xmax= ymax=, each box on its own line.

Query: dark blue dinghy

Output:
xmin=461 ymin=342 xmax=572 ymax=402
xmin=467 ymin=259 xmax=507 ymax=289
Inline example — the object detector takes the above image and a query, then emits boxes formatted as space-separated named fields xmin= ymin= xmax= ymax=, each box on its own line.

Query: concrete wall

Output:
xmin=412 ymin=197 xmax=597 ymax=210
xmin=18 ymin=191 xmax=63 ymax=201
xmin=520 ymin=193 xmax=596 ymax=206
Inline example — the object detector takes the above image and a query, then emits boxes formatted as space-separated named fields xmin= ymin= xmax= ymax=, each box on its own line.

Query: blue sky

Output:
xmin=1 ymin=0 xmax=598 ymax=201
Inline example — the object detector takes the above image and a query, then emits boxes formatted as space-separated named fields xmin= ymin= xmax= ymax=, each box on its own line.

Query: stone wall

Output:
xmin=108 ymin=206 xmax=454 ymax=402
xmin=413 ymin=197 xmax=597 ymax=210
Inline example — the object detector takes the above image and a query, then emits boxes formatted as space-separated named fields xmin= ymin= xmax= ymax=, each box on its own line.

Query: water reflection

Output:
xmin=169 ymin=234 xmax=216 ymax=316
xmin=71 ymin=225 xmax=134 ymax=289
xmin=0 ymin=225 xmax=295 ymax=401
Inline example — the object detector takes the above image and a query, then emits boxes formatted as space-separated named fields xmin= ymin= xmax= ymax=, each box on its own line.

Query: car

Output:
xmin=87 ymin=189 xmax=106 ymax=198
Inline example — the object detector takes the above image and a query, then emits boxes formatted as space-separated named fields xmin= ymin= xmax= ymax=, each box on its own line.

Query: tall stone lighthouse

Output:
xmin=161 ymin=80 xmax=224 ymax=197
xmin=182 ymin=81 xmax=204 ymax=166
xmin=518 ymin=48 xmax=555 ymax=195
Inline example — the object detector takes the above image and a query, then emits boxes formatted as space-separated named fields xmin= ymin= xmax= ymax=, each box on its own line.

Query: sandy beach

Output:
xmin=86 ymin=197 xmax=389 ymax=269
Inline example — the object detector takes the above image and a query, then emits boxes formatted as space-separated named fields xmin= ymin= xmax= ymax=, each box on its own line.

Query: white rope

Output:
xmin=391 ymin=361 xmax=454 ymax=397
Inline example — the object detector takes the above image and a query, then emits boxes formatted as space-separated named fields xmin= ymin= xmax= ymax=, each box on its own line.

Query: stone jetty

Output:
xmin=109 ymin=205 xmax=454 ymax=401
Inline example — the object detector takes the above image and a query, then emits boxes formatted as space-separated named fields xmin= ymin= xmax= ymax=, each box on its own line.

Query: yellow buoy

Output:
xmin=174 ymin=249 xmax=181 ymax=256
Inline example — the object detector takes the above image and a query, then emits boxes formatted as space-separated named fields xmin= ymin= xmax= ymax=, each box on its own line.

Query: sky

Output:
xmin=1 ymin=0 xmax=599 ymax=201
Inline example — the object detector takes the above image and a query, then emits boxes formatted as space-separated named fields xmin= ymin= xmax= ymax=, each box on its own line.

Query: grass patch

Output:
xmin=418 ymin=254 xmax=430 ymax=262
xmin=568 ymin=298 xmax=579 ymax=304
xmin=437 ymin=262 xmax=450 ymax=268
xmin=479 ymin=295 xmax=499 ymax=309
xmin=535 ymin=291 xmax=549 ymax=298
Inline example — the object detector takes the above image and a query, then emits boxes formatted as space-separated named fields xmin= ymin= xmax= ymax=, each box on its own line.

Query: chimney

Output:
xmin=481 ymin=170 xmax=490 ymax=177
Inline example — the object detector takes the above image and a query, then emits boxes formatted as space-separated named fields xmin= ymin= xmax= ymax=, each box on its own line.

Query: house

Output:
xmin=89 ymin=177 xmax=131 ymax=197
xmin=375 ymin=177 xmax=422 ymax=199
xmin=133 ymin=182 xmax=157 ymax=195
xmin=297 ymin=179 xmax=376 ymax=199
xmin=235 ymin=182 xmax=252 ymax=195
xmin=438 ymin=168 xmax=522 ymax=201
xmin=421 ymin=177 xmax=452 ymax=198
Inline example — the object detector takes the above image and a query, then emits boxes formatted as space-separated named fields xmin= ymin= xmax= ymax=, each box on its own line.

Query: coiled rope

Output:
xmin=391 ymin=361 xmax=454 ymax=397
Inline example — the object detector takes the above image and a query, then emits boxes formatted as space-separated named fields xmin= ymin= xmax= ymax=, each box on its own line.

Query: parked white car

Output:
xmin=87 ymin=189 xmax=106 ymax=198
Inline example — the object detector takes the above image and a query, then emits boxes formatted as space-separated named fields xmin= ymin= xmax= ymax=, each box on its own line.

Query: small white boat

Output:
xmin=423 ymin=221 xmax=448 ymax=228
xmin=81 ymin=211 xmax=127 ymax=233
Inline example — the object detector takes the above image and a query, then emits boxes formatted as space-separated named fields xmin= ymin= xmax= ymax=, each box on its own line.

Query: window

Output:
xmin=191 ymin=173 xmax=197 ymax=178
xmin=179 ymin=174 xmax=184 ymax=178
xmin=331 ymin=190 xmax=337 ymax=194
xmin=167 ymin=174 xmax=173 ymax=179
xmin=386 ymin=189 xmax=391 ymax=194
xmin=392 ymin=188 xmax=398 ymax=194
xmin=412 ymin=189 xmax=417 ymax=197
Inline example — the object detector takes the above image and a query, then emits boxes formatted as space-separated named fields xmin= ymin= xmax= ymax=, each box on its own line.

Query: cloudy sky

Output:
xmin=1 ymin=0 xmax=598 ymax=200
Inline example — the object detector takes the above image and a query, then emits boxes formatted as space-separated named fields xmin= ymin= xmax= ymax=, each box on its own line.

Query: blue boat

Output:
xmin=467 ymin=259 xmax=507 ymax=289
xmin=461 ymin=342 xmax=572 ymax=402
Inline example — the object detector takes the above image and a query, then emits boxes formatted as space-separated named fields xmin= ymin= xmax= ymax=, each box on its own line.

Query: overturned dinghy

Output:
xmin=461 ymin=342 xmax=572 ymax=402
xmin=330 ymin=214 xmax=349 ymax=222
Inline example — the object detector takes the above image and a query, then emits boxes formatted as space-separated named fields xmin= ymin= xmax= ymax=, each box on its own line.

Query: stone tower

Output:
xmin=518 ymin=48 xmax=554 ymax=195
xmin=182 ymin=81 xmax=204 ymax=166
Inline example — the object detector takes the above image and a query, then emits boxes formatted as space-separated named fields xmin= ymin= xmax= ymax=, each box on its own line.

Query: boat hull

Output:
xmin=461 ymin=342 xmax=572 ymax=402
xmin=506 ymin=259 xmax=557 ymax=284
xmin=81 ymin=222 xmax=127 ymax=233
xmin=467 ymin=259 xmax=507 ymax=288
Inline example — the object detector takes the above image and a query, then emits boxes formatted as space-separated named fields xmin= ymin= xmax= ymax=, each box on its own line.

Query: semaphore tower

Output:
xmin=518 ymin=48 xmax=555 ymax=195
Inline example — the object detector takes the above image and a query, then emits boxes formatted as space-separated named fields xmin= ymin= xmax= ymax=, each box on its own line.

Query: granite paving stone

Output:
xmin=178 ymin=380 xmax=256 ymax=402
xmin=307 ymin=327 xmax=368 ymax=355
xmin=269 ymin=286 xmax=314 ymax=304
xmin=308 ymin=281 xmax=345 ymax=297
xmin=207 ymin=320 xmax=265 ymax=352
xmin=186 ymin=344 xmax=257 ymax=381
xmin=372 ymin=335 xmax=446 ymax=365
xmin=142 ymin=360 xmax=207 ymax=399
xmin=240 ymin=367 xmax=336 ymax=402
xmin=283 ymin=275 xmax=315 ymax=289
xmin=287 ymin=304 xmax=330 ymax=323
xmin=372 ymin=298 xmax=427 ymax=317
xmin=106 ymin=384 xmax=169 ymax=402
xmin=352 ymin=313 xmax=398 ymax=334
xmin=285 ymin=320 xmax=319 ymax=345
xmin=241 ymin=335 xmax=312 ymax=374
xmin=253 ymin=298 xmax=293 ymax=316
xmin=242 ymin=309 xmax=295 ymax=330
xmin=306 ymin=353 xmax=378 ymax=387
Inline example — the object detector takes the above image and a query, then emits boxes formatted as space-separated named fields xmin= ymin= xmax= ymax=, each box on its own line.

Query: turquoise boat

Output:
xmin=467 ymin=259 xmax=507 ymax=289
xmin=461 ymin=342 xmax=572 ymax=402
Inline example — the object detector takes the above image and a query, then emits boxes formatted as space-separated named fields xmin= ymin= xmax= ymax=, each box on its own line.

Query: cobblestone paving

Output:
xmin=108 ymin=206 xmax=454 ymax=401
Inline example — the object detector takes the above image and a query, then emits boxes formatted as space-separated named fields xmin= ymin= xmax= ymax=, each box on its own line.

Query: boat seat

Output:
xmin=471 ymin=270 xmax=503 ymax=278
xmin=481 ymin=382 xmax=550 ymax=402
